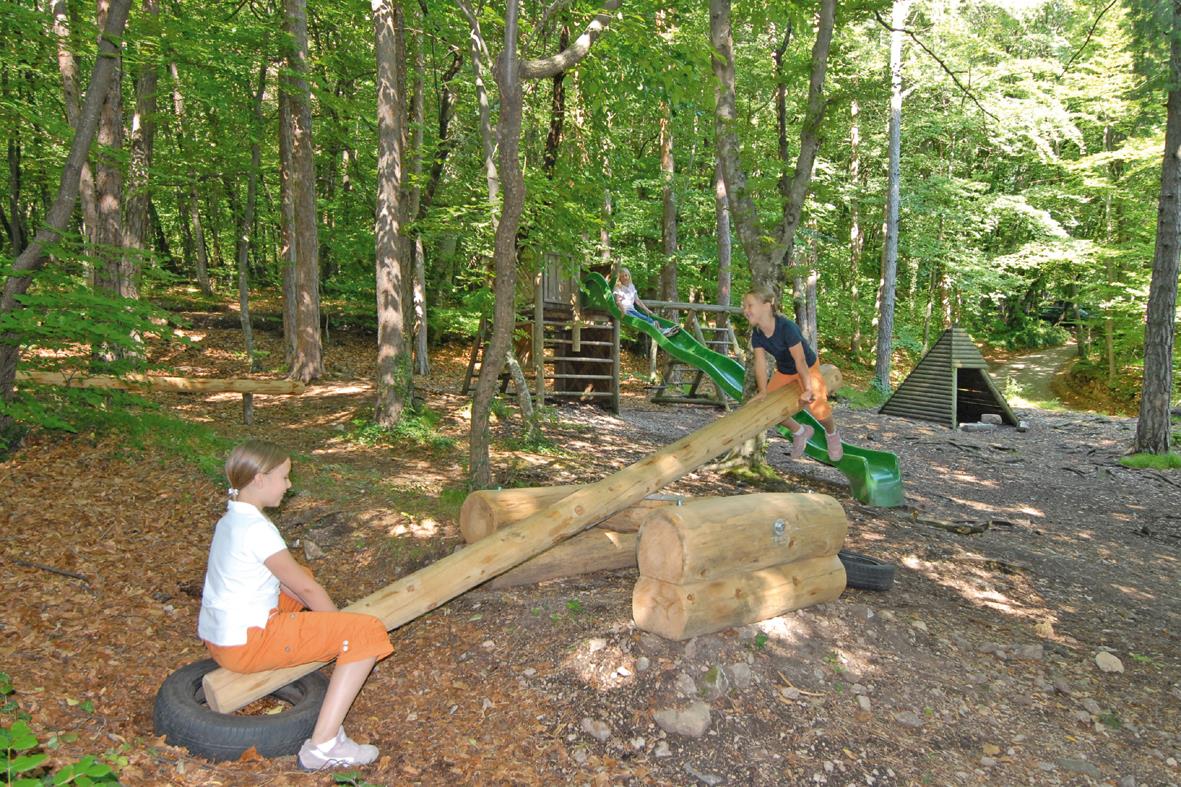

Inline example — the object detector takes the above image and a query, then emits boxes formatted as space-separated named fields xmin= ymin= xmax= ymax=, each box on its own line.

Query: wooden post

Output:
xmin=636 ymin=493 xmax=846 ymax=584
xmin=533 ymin=272 xmax=544 ymax=404
xmin=459 ymin=485 xmax=680 ymax=543
xmin=201 ymin=368 xmax=837 ymax=713
xmin=632 ymin=555 xmax=846 ymax=641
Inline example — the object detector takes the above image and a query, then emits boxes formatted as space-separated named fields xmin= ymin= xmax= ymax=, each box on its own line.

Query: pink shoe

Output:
xmin=298 ymin=727 xmax=379 ymax=771
xmin=826 ymin=430 xmax=843 ymax=462
xmin=789 ymin=424 xmax=814 ymax=460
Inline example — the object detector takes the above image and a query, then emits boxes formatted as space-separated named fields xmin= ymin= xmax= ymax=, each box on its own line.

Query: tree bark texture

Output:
xmin=92 ymin=0 xmax=126 ymax=301
xmin=1135 ymin=0 xmax=1181 ymax=454
xmin=849 ymin=98 xmax=864 ymax=357
xmin=283 ymin=0 xmax=323 ymax=383
xmin=374 ymin=0 xmax=411 ymax=427
xmin=168 ymin=63 xmax=211 ymax=297
xmin=0 ymin=0 xmax=131 ymax=432
xmin=52 ymin=0 xmax=99 ymax=247
xmin=660 ymin=106 xmax=677 ymax=301
xmin=873 ymin=0 xmax=909 ymax=392
xmin=120 ymin=0 xmax=159 ymax=297
xmin=714 ymin=157 xmax=732 ymax=328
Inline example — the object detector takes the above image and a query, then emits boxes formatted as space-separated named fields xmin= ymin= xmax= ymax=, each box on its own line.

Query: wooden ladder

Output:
xmin=651 ymin=313 xmax=743 ymax=409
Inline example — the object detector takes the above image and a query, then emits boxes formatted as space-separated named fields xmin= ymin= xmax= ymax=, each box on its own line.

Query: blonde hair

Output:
xmin=744 ymin=288 xmax=780 ymax=313
xmin=225 ymin=440 xmax=289 ymax=498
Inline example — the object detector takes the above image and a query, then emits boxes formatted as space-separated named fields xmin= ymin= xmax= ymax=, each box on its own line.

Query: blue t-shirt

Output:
xmin=751 ymin=314 xmax=816 ymax=375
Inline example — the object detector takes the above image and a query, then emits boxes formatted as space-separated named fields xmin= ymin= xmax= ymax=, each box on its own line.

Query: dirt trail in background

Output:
xmin=988 ymin=341 xmax=1078 ymax=410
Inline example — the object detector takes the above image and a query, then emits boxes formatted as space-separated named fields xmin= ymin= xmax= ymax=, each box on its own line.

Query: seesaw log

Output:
xmin=636 ymin=493 xmax=847 ymax=584
xmin=201 ymin=366 xmax=841 ymax=712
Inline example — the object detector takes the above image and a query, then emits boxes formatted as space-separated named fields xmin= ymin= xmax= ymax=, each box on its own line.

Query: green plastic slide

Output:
xmin=582 ymin=272 xmax=904 ymax=507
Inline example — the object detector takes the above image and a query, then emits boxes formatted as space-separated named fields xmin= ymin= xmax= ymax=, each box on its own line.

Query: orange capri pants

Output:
xmin=767 ymin=360 xmax=832 ymax=421
xmin=205 ymin=590 xmax=393 ymax=674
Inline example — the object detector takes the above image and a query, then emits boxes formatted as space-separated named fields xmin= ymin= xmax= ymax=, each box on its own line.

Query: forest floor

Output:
xmin=1 ymin=310 xmax=1179 ymax=787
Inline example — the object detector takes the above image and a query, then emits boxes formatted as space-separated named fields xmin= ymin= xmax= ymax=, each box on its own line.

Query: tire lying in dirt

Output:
xmin=153 ymin=659 xmax=327 ymax=761
xmin=838 ymin=550 xmax=896 ymax=591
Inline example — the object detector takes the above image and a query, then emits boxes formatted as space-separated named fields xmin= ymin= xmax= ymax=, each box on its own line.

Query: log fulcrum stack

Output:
xmin=632 ymin=492 xmax=848 ymax=640
xmin=460 ymin=486 xmax=681 ymax=542
xmin=200 ymin=365 xmax=843 ymax=713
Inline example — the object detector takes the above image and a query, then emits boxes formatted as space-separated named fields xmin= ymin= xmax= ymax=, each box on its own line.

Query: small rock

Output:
xmin=674 ymin=672 xmax=697 ymax=696
xmin=725 ymin=663 xmax=753 ymax=690
xmin=852 ymin=683 xmax=867 ymax=695
xmin=1081 ymin=698 xmax=1102 ymax=715
xmin=616 ymin=665 xmax=632 ymax=678
xmin=302 ymin=539 xmax=325 ymax=560
xmin=1095 ymin=652 xmax=1124 ymax=673
xmin=1052 ymin=676 xmax=1073 ymax=695
xmin=1056 ymin=757 xmax=1101 ymax=779
xmin=1119 ymin=776 xmax=1136 ymax=787
xmin=857 ymin=695 xmax=872 ymax=712
xmin=1016 ymin=644 xmax=1044 ymax=661
xmin=636 ymin=656 xmax=650 ymax=672
xmin=1017 ymin=420 xmax=1030 ymax=432
xmin=700 ymin=666 xmax=730 ymax=699
xmin=630 ymin=737 xmax=645 ymax=751
xmin=960 ymin=422 xmax=997 ymax=432
xmin=781 ymin=687 xmax=801 ymax=701
xmin=981 ymin=756 xmax=997 ymax=768
xmin=1073 ymin=710 xmax=1093 ymax=723
xmin=571 ymin=747 xmax=588 ymax=765
xmin=911 ymin=620 xmax=929 ymax=634
xmin=580 ymin=717 xmax=611 ymax=742
xmin=587 ymin=638 xmax=607 ymax=654
xmin=980 ymin=413 xmax=1003 ymax=424
xmin=878 ymin=610 xmax=897 ymax=622
xmin=982 ymin=744 xmax=1001 ymax=756
xmin=654 ymin=741 xmax=672 ymax=758
xmin=894 ymin=711 xmax=923 ymax=729
xmin=684 ymin=763 xmax=723 ymax=786
xmin=1034 ymin=620 xmax=1055 ymax=638
xmin=654 ymin=701 xmax=712 ymax=738
xmin=522 ymin=667 xmax=536 ymax=677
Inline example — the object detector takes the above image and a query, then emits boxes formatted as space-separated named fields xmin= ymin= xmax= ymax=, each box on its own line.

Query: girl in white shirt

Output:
xmin=199 ymin=440 xmax=393 ymax=771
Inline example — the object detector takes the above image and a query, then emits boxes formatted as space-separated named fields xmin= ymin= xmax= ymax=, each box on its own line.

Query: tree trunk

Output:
xmin=283 ymin=0 xmax=323 ymax=383
xmin=659 ymin=105 xmax=677 ymax=300
xmin=872 ymin=0 xmax=909 ymax=392
xmin=0 ymin=0 xmax=131 ymax=439
xmin=374 ymin=0 xmax=411 ymax=427
xmin=409 ymin=11 xmax=429 ymax=377
xmin=234 ymin=62 xmax=266 ymax=379
xmin=120 ymin=0 xmax=158 ymax=299
xmin=711 ymin=0 xmax=835 ymax=297
xmin=168 ymin=63 xmax=211 ymax=297
xmin=52 ymin=0 xmax=99 ymax=247
xmin=713 ymin=157 xmax=731 ymax=329
xmin=1135 ymin=3 xmax=1181 ymax=455
xmin=91 ymin=0 xmax=126 ymax=304
xmin=488 ymin=529 xmax=636 ymax=589
xmin=849 ymin=98 xmax=863 ymax=358
xmin=278 ymin=89 xmax=297 ymax=367
xmin=505 ymin=348 xmax=540 ymax=441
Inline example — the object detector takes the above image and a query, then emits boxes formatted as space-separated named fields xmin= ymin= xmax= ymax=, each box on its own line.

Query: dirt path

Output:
xmin=988 ymin=342 xmax=1078 ymax=410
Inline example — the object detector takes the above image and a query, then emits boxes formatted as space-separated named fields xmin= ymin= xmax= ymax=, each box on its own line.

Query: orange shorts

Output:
xmin=767 ymin=360 xmax=832 ymax=421
xmin=205 ymin=590 xmax=393 ymax=673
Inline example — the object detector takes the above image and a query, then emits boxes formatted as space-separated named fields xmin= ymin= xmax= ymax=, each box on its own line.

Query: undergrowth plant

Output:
xmin=0 ymin=672 xmax=119 ymax=785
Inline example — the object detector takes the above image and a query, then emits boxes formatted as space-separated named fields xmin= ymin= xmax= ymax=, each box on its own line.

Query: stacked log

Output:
xmin=461 ymin=486 xmax=685 ymax=588
xmin=632 ymin=493 xmax=847 ymax=640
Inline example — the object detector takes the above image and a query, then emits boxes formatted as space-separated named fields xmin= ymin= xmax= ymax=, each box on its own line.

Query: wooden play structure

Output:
xmin=13 ymin=370 xmax=304 ymax=424
xmin=878 ymin=326 xmax=1018 ymax=428
xmin=199 ymin=366 xmax=842 ymax=713
xmin=641 ymin=297 xmax=745 ymax=409
xmin=462 ymin=260 xmax=746 ymax=412
xmin=632 ymin=493 xmax=847 ymax=640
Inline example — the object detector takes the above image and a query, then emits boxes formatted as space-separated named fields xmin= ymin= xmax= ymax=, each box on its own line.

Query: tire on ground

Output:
xmin=838 ymin=549 xmax=896 ymax=591
xmin=153 ymin=659 xmax=327 ymax=761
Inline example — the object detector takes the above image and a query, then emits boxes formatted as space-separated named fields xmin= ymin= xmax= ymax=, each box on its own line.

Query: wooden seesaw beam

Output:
xmin=201 ymin=366 xmax=842 ymax=713
xmin=15 ymin=370 xmax=305 ymax=395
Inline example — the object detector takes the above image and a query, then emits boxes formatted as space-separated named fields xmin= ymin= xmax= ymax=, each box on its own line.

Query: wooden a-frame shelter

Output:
xmin=878 ymin=326 xmax=1018 ymax=428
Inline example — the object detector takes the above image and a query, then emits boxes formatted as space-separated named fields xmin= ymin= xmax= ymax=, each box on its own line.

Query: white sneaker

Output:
xmin=789 ymin=424 xmax=814 ymax=460
xmin=298 ymin=727 xmax=379 ymax=771
xmin=826 ymin=430 xmax=843 ymax=462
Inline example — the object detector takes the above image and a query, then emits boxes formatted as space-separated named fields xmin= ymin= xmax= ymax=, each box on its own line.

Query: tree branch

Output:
xmin=1057 ymin=0 xmax=1119 ymax=79
xmin=519 ymin=0 xmax=621 ymax=80
xmin=872 ymin=10 xmax=998 ymax=122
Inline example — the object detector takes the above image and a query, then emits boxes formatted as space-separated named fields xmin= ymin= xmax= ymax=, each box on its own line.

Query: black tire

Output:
xmin=153 ymin=659 xmax=328 ymax=761
xmin=839 ymin=549 xmax=896 ymax=591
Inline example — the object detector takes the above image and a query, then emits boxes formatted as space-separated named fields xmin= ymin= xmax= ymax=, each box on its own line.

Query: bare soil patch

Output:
xmin=1 ymin=316 xmax=1178 ymax=786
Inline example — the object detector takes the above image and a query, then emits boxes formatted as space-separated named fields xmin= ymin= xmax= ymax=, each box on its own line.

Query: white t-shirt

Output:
xmin=614 ymin=281 xmax=638 ymax=312
xmin=197 ymin=501 xmax=288 ymax=646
